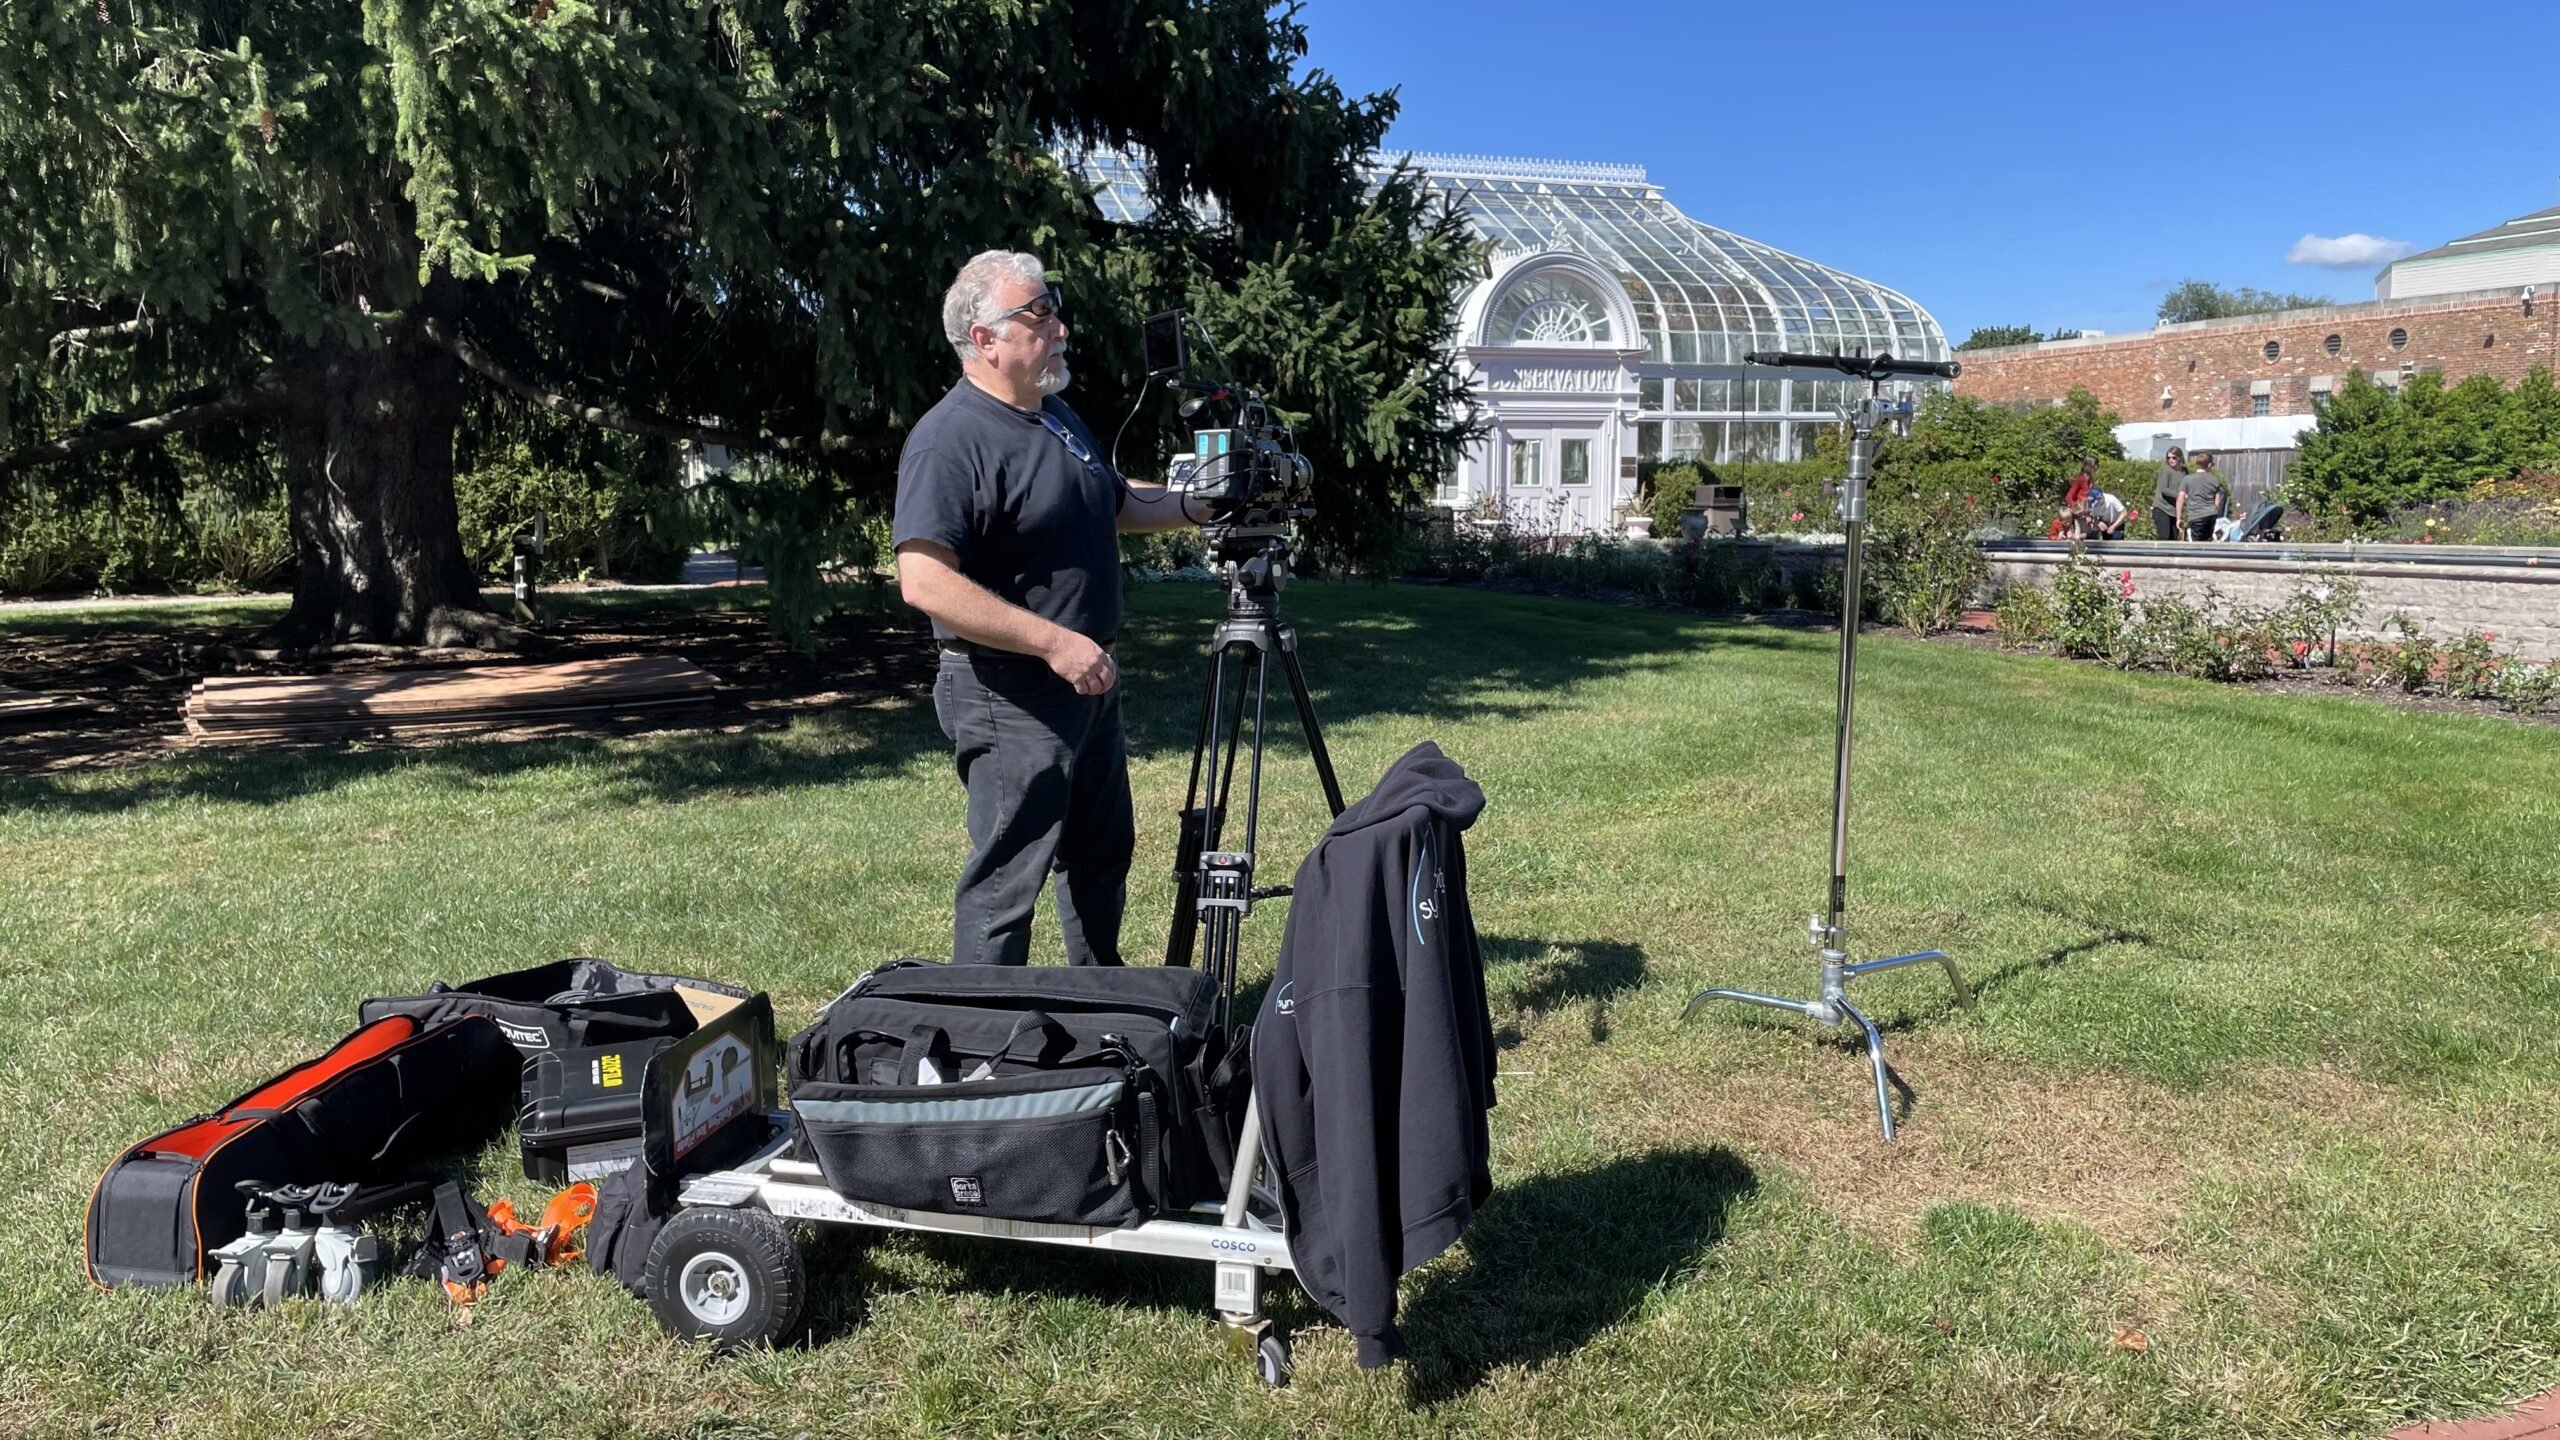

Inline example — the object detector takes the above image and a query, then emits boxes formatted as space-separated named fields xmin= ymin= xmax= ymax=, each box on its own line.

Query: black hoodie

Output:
xmin=1254 ymin=741 xmax=1496 ymax=1367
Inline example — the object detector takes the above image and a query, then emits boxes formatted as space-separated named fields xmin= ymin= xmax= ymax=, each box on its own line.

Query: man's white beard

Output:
xmin=1037 ymin=354 xmax=1071 ymax=395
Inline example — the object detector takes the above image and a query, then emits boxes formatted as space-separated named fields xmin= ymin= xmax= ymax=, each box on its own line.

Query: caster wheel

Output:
xmin=210 ymin=1260 xmax=253 ymax=1309
xmin=644 ymin=1208 xmax=805 ymax=1351
xmin=1254 ymin=1329 xmax=1292 ymax=1388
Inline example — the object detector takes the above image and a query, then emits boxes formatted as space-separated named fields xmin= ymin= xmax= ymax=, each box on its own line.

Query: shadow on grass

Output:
xmin=0 ymin=582 xmax=1798 ymax=818
xmin=1484 ymin=935 xmax=1648 ymax=1047
xmin=1400 ymin=1145 xmax=1757 ymax=1406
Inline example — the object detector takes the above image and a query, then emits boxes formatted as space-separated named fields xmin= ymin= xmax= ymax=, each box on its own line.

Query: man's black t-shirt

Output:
xmin=893 ymin=381 xmax=1123 ymax=645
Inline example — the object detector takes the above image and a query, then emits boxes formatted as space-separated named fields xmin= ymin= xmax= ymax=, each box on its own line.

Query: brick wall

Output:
xmin=1953 ymin=290 xmax=2560 ymax=423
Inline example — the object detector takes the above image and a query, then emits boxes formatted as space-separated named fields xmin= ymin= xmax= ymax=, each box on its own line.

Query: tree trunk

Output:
xmin=263 ymin=321 xmax=530 ymax=653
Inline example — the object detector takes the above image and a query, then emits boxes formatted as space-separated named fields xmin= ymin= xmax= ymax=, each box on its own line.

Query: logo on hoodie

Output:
xmin=1410 ymin=829 xmax=1442 ymax=945
xmin=1273 ymin=981 xmax=1295 ymax=1017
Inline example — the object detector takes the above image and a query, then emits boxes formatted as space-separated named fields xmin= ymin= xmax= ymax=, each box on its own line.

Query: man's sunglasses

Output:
xmin=993 ymin=287 xmax=1065 ymax=327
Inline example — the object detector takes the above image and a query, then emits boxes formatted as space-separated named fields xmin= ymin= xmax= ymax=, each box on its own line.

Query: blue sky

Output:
xmin=1293 ymin=0 xmax=2560 ymax=343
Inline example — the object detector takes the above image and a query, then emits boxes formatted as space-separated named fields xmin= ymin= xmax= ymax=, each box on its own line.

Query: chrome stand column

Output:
xmin=1685 ymin=352 xmax=1974 ymax=1141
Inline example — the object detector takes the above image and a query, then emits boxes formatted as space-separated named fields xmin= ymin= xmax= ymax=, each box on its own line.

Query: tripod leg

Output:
xmin=1166 ymin=642 xmax=1236 ymax=967
xmin=1276 ymin=634 xmax=1346 ymax=817
xmin=1838 ymin=1001 xmax=1896 ymax=1141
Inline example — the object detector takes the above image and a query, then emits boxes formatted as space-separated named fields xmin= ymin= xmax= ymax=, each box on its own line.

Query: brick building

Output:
xmin=1955 ymin=287 xmax=2555 ymax=433
xmin=1951 ymin=203 xmax=2560 ymax=499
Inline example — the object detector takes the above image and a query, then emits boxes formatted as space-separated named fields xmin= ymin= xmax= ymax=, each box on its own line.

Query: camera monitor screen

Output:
xmin=1144 ymin=311 xmax=1189 ymax=377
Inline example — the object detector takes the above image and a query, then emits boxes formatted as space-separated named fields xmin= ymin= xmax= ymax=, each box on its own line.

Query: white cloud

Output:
xmin=2286 ymin=232 xmax=2421 ymax=269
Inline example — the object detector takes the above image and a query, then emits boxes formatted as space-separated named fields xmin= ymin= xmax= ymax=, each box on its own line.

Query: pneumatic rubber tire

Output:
xmin=644 ymin=1207 xmax=805 ymax=1351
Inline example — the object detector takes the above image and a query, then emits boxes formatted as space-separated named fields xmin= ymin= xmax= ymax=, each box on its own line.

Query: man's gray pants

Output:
xmin=932 ymin=651 xmax=1133 ymax=967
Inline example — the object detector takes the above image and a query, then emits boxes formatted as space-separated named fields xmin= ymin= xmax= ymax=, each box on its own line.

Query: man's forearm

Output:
xmin=1117 ymin=482 xmax=1204 ymax=534
xmin=901 ymin=559 xmax=1075 ymax=658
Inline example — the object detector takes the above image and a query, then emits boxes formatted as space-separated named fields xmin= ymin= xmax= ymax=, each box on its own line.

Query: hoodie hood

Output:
xmin=1325 ymin=741 xmax=1484 ymax=839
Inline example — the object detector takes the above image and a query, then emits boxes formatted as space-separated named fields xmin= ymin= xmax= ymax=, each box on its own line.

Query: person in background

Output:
xmin=2178 ymin=451 xmax=2229 ymax=542
xmin=2050 ymin=455 xmax=2097 ymax=539
xmin=2085 ymin=485 xmax=2129 ymax=539
xmin=2151 ymin=446 xmax=2188 ymax=540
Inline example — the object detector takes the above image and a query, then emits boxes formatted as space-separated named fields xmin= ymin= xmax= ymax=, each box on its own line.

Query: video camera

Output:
xmin=1144 ymin=312 xmax=1313 ymax=571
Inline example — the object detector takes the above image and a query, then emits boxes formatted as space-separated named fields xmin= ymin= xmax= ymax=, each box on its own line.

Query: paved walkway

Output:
xmin=0 ymin=553 xmax=764 ymax=615
xmin=2394 ymin=1388 xmax=2560 ymax=1440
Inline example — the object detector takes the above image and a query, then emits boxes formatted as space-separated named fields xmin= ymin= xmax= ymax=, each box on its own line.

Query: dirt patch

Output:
xmin=1598 ymin=1034 xmax=2476 ymax=1257
xmin=0 ymin=597 xmax=941 ymax=776
xmin=1623 ymin=1033 xmax=2193 ymax=1248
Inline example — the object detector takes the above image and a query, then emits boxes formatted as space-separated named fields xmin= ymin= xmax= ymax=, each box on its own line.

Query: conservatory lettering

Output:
xmin=1485 ymin=366 xmax=1615 ymax=394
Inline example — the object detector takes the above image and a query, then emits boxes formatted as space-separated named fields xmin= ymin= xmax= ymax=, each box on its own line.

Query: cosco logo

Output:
xmin=1210 ymin=1238 xmax=1259 ymax=1255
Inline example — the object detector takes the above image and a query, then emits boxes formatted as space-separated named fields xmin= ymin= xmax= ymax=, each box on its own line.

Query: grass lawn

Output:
xmin=3 ymin=580 xmax=2557 ymax=1439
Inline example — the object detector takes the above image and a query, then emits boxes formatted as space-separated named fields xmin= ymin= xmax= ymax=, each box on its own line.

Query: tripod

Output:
xmin=1165 ymin=530 xmax=1347 ymax=1034
xmin=1683 ymin=350 xmax=1974 ymax=1141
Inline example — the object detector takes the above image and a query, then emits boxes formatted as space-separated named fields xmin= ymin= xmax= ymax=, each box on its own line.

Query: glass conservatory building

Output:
xmin=1072 ymin=150 xmax=1948 ymax=533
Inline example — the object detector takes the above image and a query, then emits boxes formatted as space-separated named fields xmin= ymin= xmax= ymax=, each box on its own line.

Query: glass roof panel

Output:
xmin=1060 ymin=149 xmax=1945 ymax=369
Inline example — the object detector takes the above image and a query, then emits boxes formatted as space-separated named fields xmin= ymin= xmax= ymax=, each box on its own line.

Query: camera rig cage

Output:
xmin=1143 ymin=311 xmax=1314 ymax=578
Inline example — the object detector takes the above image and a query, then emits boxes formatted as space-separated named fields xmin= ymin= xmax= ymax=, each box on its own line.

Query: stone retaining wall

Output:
xmin=1978 ymin=544 xmax=2560 ymax=661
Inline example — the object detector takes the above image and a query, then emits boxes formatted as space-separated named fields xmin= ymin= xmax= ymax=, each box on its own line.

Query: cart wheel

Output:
xmin=1254 ymin=1329 xmax=1292 ymax=1388
xmin=645 ymin=1208 xmax=805 ymax=1351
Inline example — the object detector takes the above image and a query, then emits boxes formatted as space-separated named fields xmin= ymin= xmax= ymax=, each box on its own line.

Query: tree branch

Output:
xmin=50 ymin=317 xmax=151 ymax=354
xmin=419 ymin=318 xmax=839 ymax=455
xmin=0 ymin=376 xmax=287 ymax=477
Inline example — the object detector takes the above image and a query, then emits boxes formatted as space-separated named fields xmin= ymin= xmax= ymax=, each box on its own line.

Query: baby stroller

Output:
xmin=2215 ymin=502 xmax=2284 ymax=542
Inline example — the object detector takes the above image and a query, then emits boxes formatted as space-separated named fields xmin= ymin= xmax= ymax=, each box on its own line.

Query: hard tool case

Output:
xmin=518 ymin=1036 xmax=677 ymax=1183
xmin=786 ymin=960 xmax=1233 ymax=1222
xmin=85 ymin=1014 xmax=517 ymax=1289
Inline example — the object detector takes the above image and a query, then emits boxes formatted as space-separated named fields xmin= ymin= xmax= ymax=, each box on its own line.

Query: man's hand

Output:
xmin=1047 ymin=631 xmax=1118 ymax=695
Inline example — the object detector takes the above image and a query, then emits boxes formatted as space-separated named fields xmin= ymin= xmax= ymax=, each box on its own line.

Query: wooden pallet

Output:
xmin=0 ymin=683 xmax=85 ymax=721
xmin=183 ymin=655 xmax=719 ymax=743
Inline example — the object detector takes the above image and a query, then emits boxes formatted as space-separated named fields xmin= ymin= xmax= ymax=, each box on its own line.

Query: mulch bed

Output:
xmin=0 ymin=603 xmax=941 ymax=776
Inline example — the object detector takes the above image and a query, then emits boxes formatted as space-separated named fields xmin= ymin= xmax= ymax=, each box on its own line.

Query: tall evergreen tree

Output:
xmin=2 ymin=1 xmax=1476 ymax=647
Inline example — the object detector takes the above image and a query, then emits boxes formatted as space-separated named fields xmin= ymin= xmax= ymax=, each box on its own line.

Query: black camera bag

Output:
xmin=85 ymin=1014 xmax=516 ymax=1289
xmin=787 ymin=960 xmax=1228 ymax=1218
xmin=360 ymin=958 xmax=748 ymax=1061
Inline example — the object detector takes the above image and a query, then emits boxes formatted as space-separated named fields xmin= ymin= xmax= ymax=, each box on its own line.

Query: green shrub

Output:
xmin=1992 ymin=583 xmax=2052 ymax=644
xmin=2493 ymin=660 xmax=2557 ymax=714
xmin=2269 ymin=568 xmax=2364 ymax=668
xmin=1640 ymin=460 xmax=1708 ymax=540
xmin=2437 ymin=629 xmax=2506 ymax=700
xmin=179 ymin=485 xmax=293 ymax=593
xmin=2048 ymin=549 xmax=2134 ymax=661
xmin=452 ymin=435 xmax=689 ymax=584
xmin=1866 ymin=494 xmax=1987 ymax=633
xmin=0 ymin=489 xmax=112 ymax=595
xmin=2374 ymin=615 xmax=2439 ymax=693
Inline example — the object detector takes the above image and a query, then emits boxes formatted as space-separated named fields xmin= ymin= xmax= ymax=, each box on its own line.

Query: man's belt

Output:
xmin=939 ymin=639 xmax=1113 ymax=659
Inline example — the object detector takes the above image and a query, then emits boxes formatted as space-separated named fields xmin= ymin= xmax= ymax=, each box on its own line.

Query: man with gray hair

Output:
xmin=893 ymin=249 xmax=1200 ymax=966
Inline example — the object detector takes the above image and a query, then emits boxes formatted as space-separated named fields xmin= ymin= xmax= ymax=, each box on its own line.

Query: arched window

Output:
xmin=1489 ymin=270 xmax=1614 ymax=345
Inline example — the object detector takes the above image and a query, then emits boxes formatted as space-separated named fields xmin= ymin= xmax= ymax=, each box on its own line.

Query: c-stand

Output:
xmin=1164 ymin=526 xmax=1345 ymax=1034
xmin=1683 ymin=350 xmax=1975 ymax=1140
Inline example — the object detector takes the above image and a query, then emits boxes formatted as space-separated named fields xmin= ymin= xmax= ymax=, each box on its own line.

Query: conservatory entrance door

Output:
xmin=1498 ymin=426 xmax=1604 ymax=534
